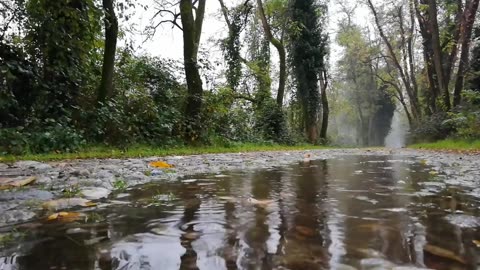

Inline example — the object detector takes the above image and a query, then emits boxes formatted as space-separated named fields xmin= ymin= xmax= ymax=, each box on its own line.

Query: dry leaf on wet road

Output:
xmin=0 ymin=176 xmax=36 ymax=190
xmin=149 ymin=161 xmax=175 ymax=168
xmin=43 ymin=198 xmax=96 ymax=211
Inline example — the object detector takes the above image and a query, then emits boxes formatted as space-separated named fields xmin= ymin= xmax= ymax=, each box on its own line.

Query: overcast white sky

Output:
xmin=126 ymin=0 xmax=371 ymax=67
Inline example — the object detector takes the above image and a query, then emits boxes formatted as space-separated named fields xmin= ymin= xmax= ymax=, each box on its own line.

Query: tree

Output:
xmin=256 ymin=0 xmax=287 ymax=107
xmin=180 ymin=0 xmax=206 ymax=141
xmin=97 ymin=0 xmax=119 ymax=104
xmin=151 ymin=0 xmax=206 ymax=142
xmin=413 ymin=0 xmax=480 ymax=109
xmin=24 ymin=0 xmax=99 ymax=117
xmin=336 ymin=22 xmax=395 ymax=146
xmin=366 ymin=0 xmax=421 ymax=123
xmin=290 ymin=0 xmax=328 ymax=143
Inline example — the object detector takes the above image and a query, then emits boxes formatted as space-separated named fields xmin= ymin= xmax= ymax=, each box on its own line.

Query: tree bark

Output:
xmin=427 ymin=0 xmax=451 ymax=110
xmin=180 ymin=0 xmax=206 ymax=142
xmin=256 ymin=0 xmax=286 ymax=107
xmin=97 ymin=0 xmax=118 ymax=104
xmin=454 ymin=0 xmax=480 ymax=106
xmin=319 ymin=70 xmax=329 ymax=142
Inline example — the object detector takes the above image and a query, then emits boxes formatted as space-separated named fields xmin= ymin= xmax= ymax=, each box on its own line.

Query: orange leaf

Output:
xmin=47 ymin=212 xmax=82 ymax=222
xmin=149 ymin=161 xmax=174 ymax=169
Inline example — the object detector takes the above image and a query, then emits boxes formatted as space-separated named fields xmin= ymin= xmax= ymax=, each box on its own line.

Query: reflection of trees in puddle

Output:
xmin=327 ymin=156 xmax=425 ymax=268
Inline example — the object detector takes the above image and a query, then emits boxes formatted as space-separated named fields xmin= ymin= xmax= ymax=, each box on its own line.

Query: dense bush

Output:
xmin=410 ymin=112 xmax=453 ymax=142
xmin=446 ymin=90 xmax=480 ymax=139
xmin=0 ymin=119 xmax=85 ymax=155
xmin=411 ymin=90 xmax=480 ymax=142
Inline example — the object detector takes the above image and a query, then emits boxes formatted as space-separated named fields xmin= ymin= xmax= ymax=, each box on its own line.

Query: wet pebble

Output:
xmin=0 ymin=189 xmax=54 ymax=201
xmin=444 ymin=214 xmax=480 ymax=228
xmin=0 ymin=210 xmax=36 ymax=224
xmin=14 ymin=161 xmax=52 ymax=172
xmin=80 ymin=187 xmax=111 ymax=200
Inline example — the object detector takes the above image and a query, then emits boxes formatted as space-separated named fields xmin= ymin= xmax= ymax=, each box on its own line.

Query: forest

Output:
xmin=1 ymin=0 xmax=480 ymax=156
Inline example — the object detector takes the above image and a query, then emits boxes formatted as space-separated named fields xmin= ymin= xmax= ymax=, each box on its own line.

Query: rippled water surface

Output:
xmin=3 ymin=155 xmax=480 ymax=270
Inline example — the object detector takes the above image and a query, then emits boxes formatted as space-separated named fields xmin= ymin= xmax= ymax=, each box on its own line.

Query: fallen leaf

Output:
xmin=295 ymin=225 xmax=315 ymax=237
xmin=429 ymin=171 xmax=439 ymax=175
xmin=424 ymin=244 xmax=466 ymax=264
xmin=43 ymin=198 xmax=96 ymax=211
xmin=0 ymin=176 xmax=36 ymax=190
xmin=473 ymin=240 xmax=480 ymax=247
xmin=47 ymin=212 xmax=82 ymax=222
xmin=149 ymin=161 xmax=174 ymax=168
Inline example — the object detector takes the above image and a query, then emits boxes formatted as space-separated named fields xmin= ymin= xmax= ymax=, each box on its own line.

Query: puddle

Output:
xmin=1 ymin=155 xmax=480 ymax=270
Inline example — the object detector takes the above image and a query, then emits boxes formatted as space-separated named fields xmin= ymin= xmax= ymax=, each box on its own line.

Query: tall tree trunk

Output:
xmin=97 ymin=0 xmax=118 ymax=104
xmin=427 ymin=0 xmax=451 ymax=110
xmin=454 ymin=0 xmax=480 ymax=106
xmin=319 ymin=71 xmax=329 ymax=142
xmin=180 ymin=0 xmax=206 ymax=142
xmin=256 ymin=0 xmax=286 ymax=107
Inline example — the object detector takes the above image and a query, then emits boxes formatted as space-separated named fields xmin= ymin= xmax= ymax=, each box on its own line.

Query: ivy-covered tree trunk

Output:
xmin=180 ymin=0 xmax=206 ymax=142
xmin=25 ymin=0 xmax=96 ymax=118
xmin=97 ymin=0 xmax=118 ymax=104
xmin=256 ymin=0 xmax=286 ymax=107
xmin=290 ymin=0 xmax=328 ymax=144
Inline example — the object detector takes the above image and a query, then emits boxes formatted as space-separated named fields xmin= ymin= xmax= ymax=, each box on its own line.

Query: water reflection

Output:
xmin=3 ymin=155 xmax=480 ymax=270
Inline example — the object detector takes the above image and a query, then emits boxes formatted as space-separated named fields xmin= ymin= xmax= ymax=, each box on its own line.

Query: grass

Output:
xmin=410 ymin=139 xmax=480 ymax=151
xmin=0 ymin=143 xmax=331 ymax=162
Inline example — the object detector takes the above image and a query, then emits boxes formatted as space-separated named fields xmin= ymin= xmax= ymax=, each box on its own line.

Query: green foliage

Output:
xmin=0 ymin=118 xmax=86 ymax=155
xmin=410 ymin=139 xmax=480 ymax=151
xmin=289 ymin=0 xmax=328 ymax=142
xmin=254 ymin=99 xmax=293 ymax=144
xmin=445 ymin=90 xmax=480 ymax=139
xmin=62 ymin=184 xmax=81 ymax=198
xmin=24 ymin=0 xmax=101 ymax=117
xmin=113 ymin=178 xmax=128 ymax=192
xmin=221 ymin=2 xmax=252 ymax=90
xmin=410 ymin=112 xmax=453 ymax=142
xmin=412 ymin=91 xmax=480 ymax=142
xmin=0 ymin=127 xmax=29 ymax=155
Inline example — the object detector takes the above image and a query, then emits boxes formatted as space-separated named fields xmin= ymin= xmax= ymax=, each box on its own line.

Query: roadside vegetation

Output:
xmin=0 ymin=143 xmax=330 ymax=162
xmin=410 ymin=139 xmax=480 ymax=152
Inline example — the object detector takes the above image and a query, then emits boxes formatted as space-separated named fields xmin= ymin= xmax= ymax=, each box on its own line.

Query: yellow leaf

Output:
xmin=47 ymin=212 xmax=82 ymax=222
xmin=473 ymin=240 xmax=480 ymax=247
xmin=0 ymin=176 xmax=36 ymax=190
xmin=43 ymin=198 xmax=96 ymax=211
xmin=85 ymin=201 xmax=97 ymax=207
xmin=149 ymin=161 xmax=174 ymax=168
xmin=429 ymin=171 xmax=439 ymax=175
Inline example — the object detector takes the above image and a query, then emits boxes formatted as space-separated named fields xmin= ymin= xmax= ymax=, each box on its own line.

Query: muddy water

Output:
xmin=3 ymin=155 xmax=480 ymax=270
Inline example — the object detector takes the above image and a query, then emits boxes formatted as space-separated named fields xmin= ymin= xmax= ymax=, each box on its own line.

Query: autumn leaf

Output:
xmin=0 ymin=176 xmax=36 ymax=190
xmin=47 ymin=212 xmax=82 ymax=223
xmin=473 ymin=240 xmax=480 ymax=247
xmin=43 ymin=198 xmax=97 ymax=211
xmin=149 ymin=161 xmax=175 ymax=168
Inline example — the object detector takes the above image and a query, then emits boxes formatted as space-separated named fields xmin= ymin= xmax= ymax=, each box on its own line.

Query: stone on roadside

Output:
xmin=80 ymin=187 xmax=111 ymax=200
xmin=14 ymin=161 xmax=52 ymax=172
